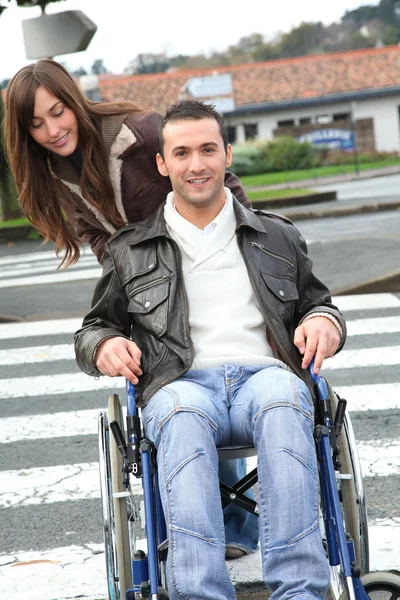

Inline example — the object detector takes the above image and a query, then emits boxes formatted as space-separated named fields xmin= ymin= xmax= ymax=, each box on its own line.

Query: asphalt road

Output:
xmin=1 ymin=209 xmax=400 ymax=599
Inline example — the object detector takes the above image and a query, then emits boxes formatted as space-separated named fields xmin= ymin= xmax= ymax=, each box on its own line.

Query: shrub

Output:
xmin=262 ymin=136 xmax=317 ymax=172
xmin=230 ymin=143 xmax=267 ymax=176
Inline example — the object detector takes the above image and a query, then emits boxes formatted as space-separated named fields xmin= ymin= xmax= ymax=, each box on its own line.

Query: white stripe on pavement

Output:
xmin=0 ymin=268 xmax=102 ymax=288
xmin=0 ymin=318 xmax=82 ymax=340
xmin=0 ymin=256 xmax=97 ymax=279
xmin=332 ymin=293 xmax=400 ymax=311
xmin=2 ymin=380 xmax=400 ymax=444
xmin=322 ymin=345 xmax=400 ymax=370
xmin=0 ymin=372 xmax=125 ymax=399
xmin=2 ymin=341 xmax=400 ymax=370
xmin=0 ymin=344 xmax=74 ymax=365
xmin=0 ymin=462 xmax=142 ymax=508
xmin=0 ymin=409 xmax=104 ymax=444
xmin=346 ymin=315 xmax=400 ymax=336
xmin=1 ymin=518 xmax=398 ymax=600
xmin=1 ymin=441 xmax=398 ymax=508
xmin=333 ymin=382 xmax=400 ymax=412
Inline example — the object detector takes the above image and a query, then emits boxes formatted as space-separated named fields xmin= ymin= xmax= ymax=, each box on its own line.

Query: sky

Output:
xmin=0 ymin=0 xmax=379 ymax=81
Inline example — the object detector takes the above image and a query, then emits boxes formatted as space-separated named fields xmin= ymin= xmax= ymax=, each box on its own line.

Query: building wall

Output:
xmin=223 ymin=95 xmax=400 ymax=152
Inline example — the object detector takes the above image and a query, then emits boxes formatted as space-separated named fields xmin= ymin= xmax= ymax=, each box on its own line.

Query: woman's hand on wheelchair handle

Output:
xmin=294 ymin=316 xmax=341 ymax=375
xmin=95 ymin=336 xmax=142 ymax=384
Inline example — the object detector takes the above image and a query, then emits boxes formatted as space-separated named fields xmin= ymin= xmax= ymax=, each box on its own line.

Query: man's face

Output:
xmin=156 ymin=118 xmax=232 ymax=212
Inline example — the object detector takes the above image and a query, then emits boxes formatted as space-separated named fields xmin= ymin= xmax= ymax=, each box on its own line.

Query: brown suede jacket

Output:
xmin=50 ymin=112 xmax=250 ymax=262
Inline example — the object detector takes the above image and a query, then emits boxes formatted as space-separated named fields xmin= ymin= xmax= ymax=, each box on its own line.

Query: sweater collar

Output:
xmin=126 ymin=195 xmax=269 ymax=247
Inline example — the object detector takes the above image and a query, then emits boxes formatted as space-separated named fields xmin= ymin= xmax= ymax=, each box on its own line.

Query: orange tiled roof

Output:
xmin=99 ymin=45 xmax=400 ymax=113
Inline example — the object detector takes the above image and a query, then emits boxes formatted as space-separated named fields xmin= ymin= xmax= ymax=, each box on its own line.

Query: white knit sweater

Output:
xmin=164 ymin=189 xmax=289 ymax=371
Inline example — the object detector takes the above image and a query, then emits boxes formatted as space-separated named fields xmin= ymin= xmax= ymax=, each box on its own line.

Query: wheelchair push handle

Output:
xmin=308 ymin=357 xmax=329 ymax=401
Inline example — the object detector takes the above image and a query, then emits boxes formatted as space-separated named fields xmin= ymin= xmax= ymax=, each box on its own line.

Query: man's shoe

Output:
xmin=225 ymin=547 xmax=247 ymax=560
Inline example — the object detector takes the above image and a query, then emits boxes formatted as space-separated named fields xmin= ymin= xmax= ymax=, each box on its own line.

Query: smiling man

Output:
xmin=75 ymin=100 xmax=346 ymax=600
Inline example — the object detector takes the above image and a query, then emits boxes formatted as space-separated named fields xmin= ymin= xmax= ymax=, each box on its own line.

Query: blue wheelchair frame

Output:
xmin=108 ymin=362 xmax=370 ymax=600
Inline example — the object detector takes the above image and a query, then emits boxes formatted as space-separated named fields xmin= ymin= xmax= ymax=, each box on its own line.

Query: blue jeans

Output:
xmin=219 ymin=458 xmax=259 ymax=553
xmin=142 ymin=365 xmax=330 ymax=600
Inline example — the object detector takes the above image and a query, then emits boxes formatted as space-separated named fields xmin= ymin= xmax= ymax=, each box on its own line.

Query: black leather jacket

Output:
xmin=75 ymin=199 xmax=346 ymax=407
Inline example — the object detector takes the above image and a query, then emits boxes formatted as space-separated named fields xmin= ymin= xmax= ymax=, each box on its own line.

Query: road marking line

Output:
xmin=332 ymin=293 xmax=400 ymax=311
xmin=0 ymin=318 xmax=82 ymax=340
xmin=0 ymin=344 xmax=74 ymax=365
xmin=332 ymin=382 xmax=400 ymax=412
xmin=0 ymin=372 xmax=124 ymax=399
xmin=1 ymin=441 xmax=397 ymax=508
xmin=346 ymin=315 xmax=400 ymax=335
xmin=322 ymin=345 xmax=400 ymax=370
xmin=0 ymin=268 xmax=102 ymax=288
xmin=0 ymin=409 xmax=107 ymax=444
xmin=2 ymin=313 xmax=399 ymax=342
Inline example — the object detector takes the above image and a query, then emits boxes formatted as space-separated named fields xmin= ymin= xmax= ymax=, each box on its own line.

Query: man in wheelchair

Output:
xmin=75 ymin=100 xmax=346 ymax=600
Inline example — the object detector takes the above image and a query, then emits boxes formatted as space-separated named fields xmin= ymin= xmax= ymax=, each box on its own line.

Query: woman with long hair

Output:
xmin=4 ymin=58 xmax=250 ymax=266
xmin=3 ymin=58 xmax=258 ymax=558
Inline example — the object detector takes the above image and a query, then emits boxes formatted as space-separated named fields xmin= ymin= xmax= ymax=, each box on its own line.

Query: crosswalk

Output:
xmin=0 ymin=247 xmax=399 ymax=599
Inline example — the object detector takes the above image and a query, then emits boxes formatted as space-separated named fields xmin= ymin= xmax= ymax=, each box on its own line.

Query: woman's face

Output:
xmin=29 ymin=86 xmax=79 ymax=156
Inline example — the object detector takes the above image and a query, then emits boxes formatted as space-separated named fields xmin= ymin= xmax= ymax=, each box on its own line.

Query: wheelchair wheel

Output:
xmin=327 ymin=380 xmax=370 ymax=574
xmin=98 ymin=394 xmax=133 ymax=600
xmin=339 ymin=571 xmax=400 ymax=600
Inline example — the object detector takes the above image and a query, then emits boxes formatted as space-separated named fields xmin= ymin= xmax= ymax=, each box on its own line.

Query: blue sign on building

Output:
xmin=298 ymin=129 xmax=354 ymax=150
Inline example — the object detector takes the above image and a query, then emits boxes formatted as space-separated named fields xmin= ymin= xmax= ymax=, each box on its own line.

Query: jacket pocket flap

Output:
xmin=261 ymin=272 xmax=299 ymax=302
xmin=128 ymin=278 xmax=169 ymax=313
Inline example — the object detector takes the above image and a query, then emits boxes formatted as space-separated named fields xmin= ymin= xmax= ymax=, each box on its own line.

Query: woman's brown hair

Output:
xmin=3 ymin=59 xmax=142 ymax=266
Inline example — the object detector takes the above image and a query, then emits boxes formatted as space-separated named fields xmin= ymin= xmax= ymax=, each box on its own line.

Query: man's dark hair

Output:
xmin=157 ymin=100 xmax=229 ymax=159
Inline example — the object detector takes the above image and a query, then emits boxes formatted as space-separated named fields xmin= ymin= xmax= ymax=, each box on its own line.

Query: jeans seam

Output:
xmin=265 ymin=517 xmax=320 ymax=551
xmin=281 ymin=447 xmax=318 ymax=481
xmin=170 ymin=523 xmax=215 ymax=544
xmin=165 ymin=450 xmax=203 ymax=487
xmin=254 ymin=401 xmax=314 ymax=422
xmin=157 ymin=406 xmax=218 ymax=432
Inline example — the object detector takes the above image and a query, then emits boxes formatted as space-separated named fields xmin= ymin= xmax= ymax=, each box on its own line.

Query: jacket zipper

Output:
xmin=144 ymin=239 xmax=194 ymax=399
xmin=250 ymin=242 xmax=294 ymax=268
xmin=130 ymin=274 xmax=170 ymax=297
xmin=239 ymin=239 xmax=303 ymax=381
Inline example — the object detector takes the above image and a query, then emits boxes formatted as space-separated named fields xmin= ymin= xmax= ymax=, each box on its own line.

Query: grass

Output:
xmin=248 ymin=188 xmax=313 ymax=201
xmin=240 ymin=158 xmax=400 ymax=187
xmin=0 ymin=216 xmax=30 ymax=228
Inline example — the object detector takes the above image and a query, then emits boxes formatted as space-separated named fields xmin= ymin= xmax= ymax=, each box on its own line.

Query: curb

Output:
xmin=332 ymin=268 xmax=400 ymax=296
xmin=282 ymin=199 xmax=400 ymax=221
xmin=253 ymin=190 xmax=336 ymax=210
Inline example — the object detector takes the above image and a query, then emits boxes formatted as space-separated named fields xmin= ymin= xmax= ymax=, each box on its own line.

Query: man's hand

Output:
xmin=95 ymin=337 xmax=142 ymax=384
xmin=294 ymin=316 xmax=341 ymax=375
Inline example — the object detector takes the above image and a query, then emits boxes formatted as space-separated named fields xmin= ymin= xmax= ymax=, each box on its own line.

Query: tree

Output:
xmin=0 ymin=85 xmax=20 ymax=221
xmin=92 ymin=58 xmax=108 ymax=75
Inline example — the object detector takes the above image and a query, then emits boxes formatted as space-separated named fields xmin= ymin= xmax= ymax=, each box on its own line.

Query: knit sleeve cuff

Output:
xmin=300 ymin=311 xmax=343 ymax=340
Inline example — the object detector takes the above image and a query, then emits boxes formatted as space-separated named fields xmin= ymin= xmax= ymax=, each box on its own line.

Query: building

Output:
xmin=97 ymin=45 xmax=400 ymax=153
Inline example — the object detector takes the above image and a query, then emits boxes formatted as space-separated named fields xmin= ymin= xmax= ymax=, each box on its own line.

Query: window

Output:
xmin=333 ymin=112 xmax=350 ymax=122
xmin=244 ymin=123 xmax=258 ymax=140
xmin=226 ymin=126 xmax=237 ymax=144
xmin=316 ymin=114 xmax=330 ymax=124
xmin=277 ymin=119 xmax=295 ymax=128
xmin=299 ymin=117 xmax=311 ymax=125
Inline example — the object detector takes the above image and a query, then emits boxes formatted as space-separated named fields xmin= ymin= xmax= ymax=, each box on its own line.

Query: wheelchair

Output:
xmin=98 ymin=364 xmax=400 ymax=600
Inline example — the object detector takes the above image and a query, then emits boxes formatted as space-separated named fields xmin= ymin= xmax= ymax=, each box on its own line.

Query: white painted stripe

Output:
xmin=0 ymin=247 xmax=93 ymax=266
xmin=322 ymin=345 xmax=400 ymax=370
xmin=0 ymin=313 xmax=398 ymax=344
xmin=0 ymin=318 xmax=82 ymax=340
xmin=332 ymin=293 xmax=400 ymax=311
xmin=0 ymin=255 xmax=97 ymax=279
xmin=0 ymin=409 xmax=103 ymax=444
xmin=1 ymin=441 xmax=396 ymax=509
xmin=0 ymin=372 xmax=124 ymax=399
xmin=346 ymin=315 xmax=400 ymax=336
xmin=333 ymin=382 xmax=400 ymax=412
xmin=0 ymin=519 xmax=398 ymax=600
xmin=2 ymin=340 xmax=400 ymax=369
xmin=0 ymin=462 xmax=142 ymax=508
xmin=0 ymin=268 xmax=101 ymax=288
xmin=0 ymin=344 xmax=74 ymax=365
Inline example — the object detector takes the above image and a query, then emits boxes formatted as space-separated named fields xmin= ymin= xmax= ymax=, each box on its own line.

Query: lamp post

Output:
xmin=350 ymin=101 xmax=360 ymax=175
